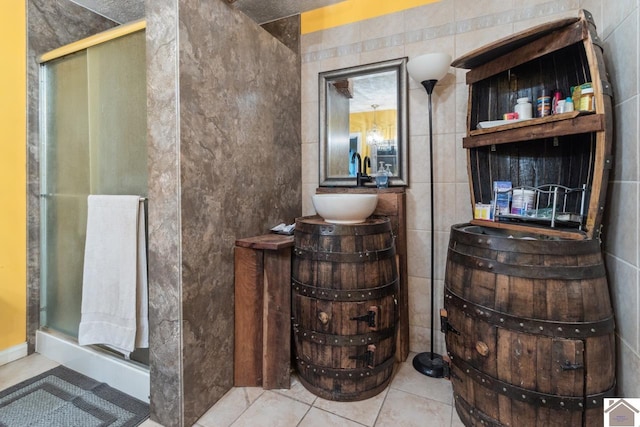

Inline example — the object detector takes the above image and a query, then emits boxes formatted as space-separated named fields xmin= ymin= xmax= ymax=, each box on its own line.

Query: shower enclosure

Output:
xmin=38 ymin=23 xmax=149 ymax=401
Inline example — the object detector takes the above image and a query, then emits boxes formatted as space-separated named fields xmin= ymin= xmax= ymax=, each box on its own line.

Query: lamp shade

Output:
xmin=407 ymin=53 xmax=452 ymax=83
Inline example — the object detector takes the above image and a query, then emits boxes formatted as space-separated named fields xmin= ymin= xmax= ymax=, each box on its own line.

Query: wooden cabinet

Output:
xmin=234 ymin=234 xmax=294 ymax=389
xmin=446 ymin=10 xmax=616 ymax=427
xmin=316 ymin=187 xmax=408 ymax=362
xmin=453 ymin=11 xmax=612 ymax=239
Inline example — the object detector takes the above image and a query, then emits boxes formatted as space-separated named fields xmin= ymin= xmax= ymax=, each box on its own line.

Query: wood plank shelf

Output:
xmin=463 ymin=112 xmax=603 ymax=148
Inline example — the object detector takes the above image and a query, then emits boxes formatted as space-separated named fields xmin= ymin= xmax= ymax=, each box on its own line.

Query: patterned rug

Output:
xmin=0 ymin=365 xmax=149 ymax=427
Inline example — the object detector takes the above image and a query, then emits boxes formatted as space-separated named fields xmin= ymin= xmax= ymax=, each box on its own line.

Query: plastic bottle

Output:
xmin=514 ymin=97 xmax=533 ymax=119
xmin=376 ymin=161 xmax=388 ymax=188
xmin=564 ymin=96 xmax=574 ymax=112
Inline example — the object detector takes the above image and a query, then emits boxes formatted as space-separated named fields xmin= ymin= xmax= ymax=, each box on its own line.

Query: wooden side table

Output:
xmin=234 ymin=234 xmax=294 ymax=389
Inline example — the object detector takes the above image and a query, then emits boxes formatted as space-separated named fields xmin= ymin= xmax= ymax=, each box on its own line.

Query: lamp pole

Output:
xmin=412 ymin=79 xmax=444 ymax=378
xmin=406 ymin=52 xmax=451 ymax=379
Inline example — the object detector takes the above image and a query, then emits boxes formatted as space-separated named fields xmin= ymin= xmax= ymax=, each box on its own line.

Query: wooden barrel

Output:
xmin=292 ymin=216 xmax=398 ymax=401
xmin=444 ymin=224 xmax=615 ymax=427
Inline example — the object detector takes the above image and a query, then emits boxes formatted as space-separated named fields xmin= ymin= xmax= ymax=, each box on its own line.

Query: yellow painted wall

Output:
xmin=0 ymin=0 xmax=27 ymax=350
xmin=301 ymin=0 xmax=440 ymax=34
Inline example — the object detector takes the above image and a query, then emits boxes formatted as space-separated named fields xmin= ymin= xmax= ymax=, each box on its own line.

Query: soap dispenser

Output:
xmin=376 ymin=161 xmax=389 ymax=188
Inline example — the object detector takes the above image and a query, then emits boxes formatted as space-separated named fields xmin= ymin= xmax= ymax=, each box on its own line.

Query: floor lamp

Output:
xmin=406 ymin=52 xmax=451 ymax=378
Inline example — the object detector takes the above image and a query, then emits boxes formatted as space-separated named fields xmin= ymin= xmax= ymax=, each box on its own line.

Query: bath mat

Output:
xmin=0 ymin=365 xmax=149 ymax=426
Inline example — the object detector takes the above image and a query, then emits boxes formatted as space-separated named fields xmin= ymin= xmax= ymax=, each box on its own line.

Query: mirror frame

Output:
xmin=319 ymin=57 xmax=409 ymax=187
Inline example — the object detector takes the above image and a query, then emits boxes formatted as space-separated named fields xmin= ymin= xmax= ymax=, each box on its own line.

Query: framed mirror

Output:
xmin=319 ymin=57 xmax=408 ymax=187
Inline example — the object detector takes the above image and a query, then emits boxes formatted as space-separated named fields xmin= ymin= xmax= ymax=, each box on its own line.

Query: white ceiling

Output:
xmin=69 ymin=0 xmax=343 ymax=24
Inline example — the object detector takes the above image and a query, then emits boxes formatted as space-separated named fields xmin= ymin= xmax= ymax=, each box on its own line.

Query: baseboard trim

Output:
xmin=0 ymin=342 xmax=28 ymax=367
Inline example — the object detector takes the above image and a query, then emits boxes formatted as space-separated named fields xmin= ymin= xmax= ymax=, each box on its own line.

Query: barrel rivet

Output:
xmin=560 ymin=402 xmax=565 ymax=407
xmin=463 ymin=304 xmax=467 ymax=308
xmin=500 ymin=318 xmax=505 ymax=323
xmin=539 ymin=326 xmax=544 ymax=330
xmin=503 ymin=387 xmax=507 ymax=392
xmin=591 ymin=328 xmax=596 ymax=332
xmin=348 ymin=293 xmax=351 ymax=297
xmin=522 ymin=395 xmax=526 ymax=399
xmin=542 ymin=399 xmax=546 ymax=404
xmin=349 ymin=374 xmax=352 ymax=377
xmin=350 ymin=339 xmax=353 ymax=343
xmin=466 ymin=369 xmax=470 ymax=373
xmin=575 ymin=329 xmax=580 ymax=333
xmin=558 ymin=327 xmax=563 ymax=331
xmin=579 ymin=402 xmax=583 ymax=407
xmin=519 ymin=323 xmax=524 ymax=327
xmin=481 ymin=379 xmax=485 ymax=383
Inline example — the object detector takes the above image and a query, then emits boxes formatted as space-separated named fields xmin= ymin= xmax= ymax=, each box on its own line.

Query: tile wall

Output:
xmin=301 ymin=0 xmax=640 ymax=398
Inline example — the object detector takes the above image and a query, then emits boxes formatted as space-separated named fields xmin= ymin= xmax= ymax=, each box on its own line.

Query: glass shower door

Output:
xmin=40 ymin=30 xmax=148 ymax=362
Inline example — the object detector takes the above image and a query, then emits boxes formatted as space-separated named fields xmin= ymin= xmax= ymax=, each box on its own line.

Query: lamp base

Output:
xmin=412 ymin=352 xmax=444 ymax=378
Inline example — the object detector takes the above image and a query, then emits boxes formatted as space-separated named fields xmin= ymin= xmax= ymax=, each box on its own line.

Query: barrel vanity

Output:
xmin=445 ymin=10 xmax=615 ymax=427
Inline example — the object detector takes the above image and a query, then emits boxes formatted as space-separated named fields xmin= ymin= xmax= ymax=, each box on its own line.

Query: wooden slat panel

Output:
xmin=234 ymin=246 xmax=264 ymax=386
xmin=465 ymin=21 xmax=586 ymax=84
xmin=262 ymin=248 xmax=292 ymax=389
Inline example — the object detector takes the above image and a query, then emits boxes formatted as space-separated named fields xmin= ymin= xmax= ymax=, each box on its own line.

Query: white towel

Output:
xmin=79 ymin=195 xmax=149 ymax=357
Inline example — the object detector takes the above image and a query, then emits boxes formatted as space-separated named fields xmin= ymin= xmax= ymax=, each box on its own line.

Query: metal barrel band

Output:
xmin=295 ymin=354 xmax=395 ymax=380
xmin=454 ymin=393 xmax=507 ymax=427
xmin=447 ymin=247 xmax=606 ymax=280
xmin=292 ymin=277 xmax=398 ymax=301
xmin=451 ymin=356 xmax=614 ymax=411
xmin=445 ymin=289 xmax=614 ymax=338
xmin=293 ymin=245 xmax=396 ymax=263
xmin=293 ymin=325 xmax=395 ymax=346
xmin=295 ymin=218 xmax=391 ymax=236
xmin=449 ymin=226 xmax=601 ymax=255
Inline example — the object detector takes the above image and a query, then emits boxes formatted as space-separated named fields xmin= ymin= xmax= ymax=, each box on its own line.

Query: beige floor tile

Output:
xmin=230 ymin=390 xmax=310 ymax=427
xmin=375 ymin=388 xmax=452 ymax=427
xmin=197 ymin=386 xmax=265 ymax=427
xmin=390 ymin=362 xmax=453 ymax=405
xmin=0 ymin=353 xmax=60 ymax=391
xmin=139 ymin=419 xmax=163 ymax=427
xmin=272 ymin=374 xmax=318 ymax=405
xmin=299 ymin=407 xmax=366 ymax=427
xmin=450 ymin=404 xmax=465 ymax=427
xmin=313 ymin=387 xmax=389 ymax=427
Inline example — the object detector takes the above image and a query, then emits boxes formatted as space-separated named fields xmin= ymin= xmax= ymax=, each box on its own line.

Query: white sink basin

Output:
xmin=312 ymin=194 xmax=378 ymax=224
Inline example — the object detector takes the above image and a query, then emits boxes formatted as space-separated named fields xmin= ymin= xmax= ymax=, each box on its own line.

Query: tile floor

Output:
xmin=0 ymin=353 xmax=465 ymax=427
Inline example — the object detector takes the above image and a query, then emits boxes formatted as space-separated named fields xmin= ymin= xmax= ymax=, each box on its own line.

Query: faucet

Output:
xmin=351 ymin=152 xmax=372 ymax=187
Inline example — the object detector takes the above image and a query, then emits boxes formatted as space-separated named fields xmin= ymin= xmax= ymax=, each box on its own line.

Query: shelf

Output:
xmin=463 ymin=112 xmax=604 ymax=148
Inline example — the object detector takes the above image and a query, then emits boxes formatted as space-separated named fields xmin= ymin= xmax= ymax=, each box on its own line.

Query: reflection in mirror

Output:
xmin=319 ymin=58 xmax=408 ymax=186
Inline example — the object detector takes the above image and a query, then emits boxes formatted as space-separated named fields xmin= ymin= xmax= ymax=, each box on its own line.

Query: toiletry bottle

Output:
xmin=537 ymin=87 xmax=551 ymax=117
xmin=514 ymin=97 xmax=532 ymax=119
xmin=564 ymin=96 xmax=574 ymax=112
xmin=376 ymin=161 xmax=389 ymax=188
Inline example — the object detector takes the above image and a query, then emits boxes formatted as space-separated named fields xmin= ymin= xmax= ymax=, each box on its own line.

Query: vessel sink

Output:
xmin=312 ymin=194 xmax=378 ymax=224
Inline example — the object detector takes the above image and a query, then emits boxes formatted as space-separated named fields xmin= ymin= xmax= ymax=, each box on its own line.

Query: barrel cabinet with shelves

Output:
xmin=445 ymin=10 xmax=615 ymax=426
